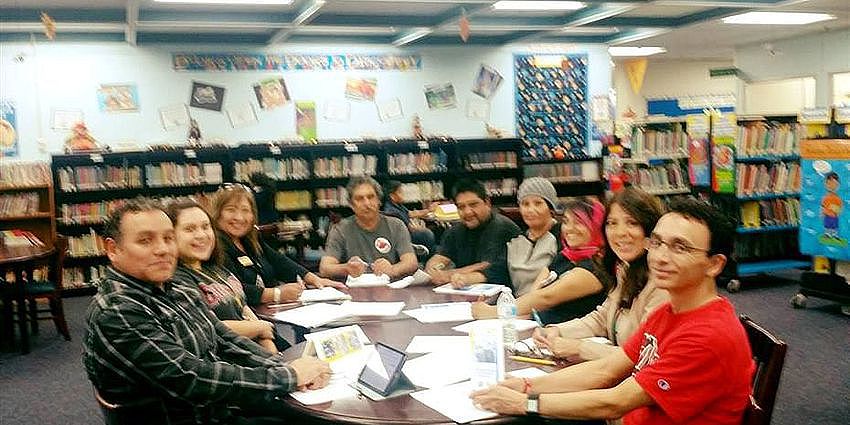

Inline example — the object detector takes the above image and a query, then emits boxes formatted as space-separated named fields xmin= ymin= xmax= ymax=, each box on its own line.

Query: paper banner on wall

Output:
xmin=345 ymin=78 xmax=377 ymax=101
xmin=624 ymin=59 xmax=647 ymax=95
xmin=159 ymin=104 xmax=191 ymax=131
xmin=472 ymin=65 xmax=503 ymax=99
xmin=324 ymin=100 xmax=351 ymax=123
xmin=0 ymin=100 xmax=18 ymax=157
xmin=466 ymin=99 xmax=489 ymax=121
xmin=97 ymin=84 xmax=140 ymax=113
xmin=296 ymin=101 xmax=317 ymax=142
xmin=377 ymin=98 xmax=403 ymax=122
xmin=253 ymin=77 xmax=290 ymax=110
xmin=52 ymin=109 xmax=84 ymax=130
xmin=227 ymin=103 xmax=259 ymax=128
xmin=424 ymin=83 xmax=457 ymax=110
xmin=189 ymin=81 xmax=225 ymax=112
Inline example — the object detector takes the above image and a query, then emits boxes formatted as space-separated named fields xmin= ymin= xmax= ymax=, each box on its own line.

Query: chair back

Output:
xmin=740 ymin=314 xmax=788 ymax=425
xmin=48 ymin=235 xmax=69 ymax=291
xmin=94 ymin=388 xmax=169 ymax=425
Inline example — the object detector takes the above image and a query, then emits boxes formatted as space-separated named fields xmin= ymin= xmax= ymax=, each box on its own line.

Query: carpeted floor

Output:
xmin=1 ymin=280 xmax=848 ymax=425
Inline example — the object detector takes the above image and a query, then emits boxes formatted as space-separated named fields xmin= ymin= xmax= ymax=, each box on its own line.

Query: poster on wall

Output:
xmin=711 ymin=113 xmax=737 ymax=194
xmin=799 ymin=139 xmax=850 ymax=261
xmin=424 ymin=83 xmax=457 ymax=110
xmin=159 ymin=104 xmax=191 ymax=131
xmin=97 ymin=84 xmax=140 ymax=113
xmin=345 ymin=78 xmax=377 ymax=102
xmin=227 ymin=103 xmax=259 ymax=128
xmin=0 ymin=101 xmax=18 ymax=157
xmin=466 ymin=99 xmax=490 ymax=121
xmin=323 ymin=100 xmax=350 ymax=123
xmin=296 ymin=101 xmax=317 ymax=141
xmin=253 ymin=77 xmax=290 ymax=110
xmin=189 ymin=81 xmax=225 ymax=112
xmin=686 ymin=114 xmax=710 ymax=187
xmin=376 ymin=98 xmax=403 ymax=122
xmin=472 ymin=65 xmax=503 ymax=99
xmin=52 ymin=109 xmax=84 ymax=130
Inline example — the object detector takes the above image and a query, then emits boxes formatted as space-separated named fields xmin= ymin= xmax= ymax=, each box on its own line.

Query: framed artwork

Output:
xmin=97 ymin=84 xmax=140 ymax=113
xmin=52 ymin=109 xmax=84 ymax=130
xmin=0 ymin=100 xmax=18 ymax=157
xmin=345 ymin=77 xmax=378 ymax=101
xmin=296 ymin=101 xmax=317 ymax=141
xmin=424 ymin=83 xmax=457 ymax=110
xmin=159 ymin=104 xmax=191 ymax=131
xmin=377 ymin=98 xmax=403 ymax=122
xmin=227 ymin=103 xmax=259 ymax=128
xmin=253 ymin=77 xmax=290 ymax=110
xmin=189 ymin=81 xmax=225 ymax=112
xmin=472 ymin=65 xmax=503 ymax=99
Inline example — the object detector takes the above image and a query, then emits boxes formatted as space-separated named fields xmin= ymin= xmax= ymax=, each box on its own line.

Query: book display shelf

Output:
xmin=0 ymin=162 xmax=56 ymax=251
xmin=618 ymin=119 xmax=692 ymax=197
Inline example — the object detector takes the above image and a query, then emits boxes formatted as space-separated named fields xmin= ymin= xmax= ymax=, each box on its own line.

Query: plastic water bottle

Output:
xmin=496 ymin=287 xmax=518 ymax=349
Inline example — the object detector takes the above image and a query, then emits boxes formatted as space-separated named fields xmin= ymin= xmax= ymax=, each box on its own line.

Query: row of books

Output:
xmin=481 ymin=178 xmax=518 ymax=197
xmin=0 ymin=229 xmax=44 ymax=247
xmin=735 ymin=162 xmax=801 ymax=196
xmin=736 ymin=123 xmax=801 ymax=157
xmin=464 ymin=151 xmax=518 ymax=170
xmin=60 ymin=200 xmax=127 ymax=225
xmin=396 ymin=181 xmax=445 ymax=203
xmin=57 ymin=166 xmax=143 ymax=192
xmin=739 ymin=198 xmax=801 ymax=228
xmin=313 ymin=155 xmax=378 ymax=178
xmin=146 ymin=163 xmax=223 ymax=187
xmin=234 ymin=158 xmax=309 ymax=182
xmin=0 ymin=162 xmax=51 ymax=187
xmin=630 ymin=126 xmax=688 ymax=158
xmin=315 ymin=186 xmax=349 ymax=208
xmin=387 ymin=150 xmax=448 ymax=175
xmin=624 ymin=164 xmax=689 ymax=193
xmin=525 ymin=161 xmax=600 ymax=183
xmin=68 ymin=230 xmax=106 ymax=258
xmin=63 ymin=265 xmax=108 ymax=289
xmin=734 ymin=232 xmax=800 ymax=260
xmin=275 ymin=191 xmax=312 ymax=211
xmin=0 ymin=192 xmax=41 ymax=216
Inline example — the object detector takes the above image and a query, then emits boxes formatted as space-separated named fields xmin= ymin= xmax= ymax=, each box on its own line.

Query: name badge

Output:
xmin=238 ymin=256 xmax=254 ymax=267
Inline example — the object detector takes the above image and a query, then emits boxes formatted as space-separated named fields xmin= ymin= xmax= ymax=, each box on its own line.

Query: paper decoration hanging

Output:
xmin=345 ymin=78 xmax=377 ymax=101
xmin=377 ymin=98 xmax=403 ymax=122
xmin=459 ymin=13 xmax=470 ymax=43
xmin=0 ymin=101 xmax=18 ymax=157
xmin=97 ymin=84 xmax=140 ymax=113
xmin=624 ymin=58 xmax=648 ymax=95
xmin=424 ymin=83 xmax=457 ymax=110
xmin=189 ymin=81 xmax=225 ymax=112
xmin=40 ymin=12 xmax=55 ymax=40
xmin=296 ymin=101 xmax=317 ymax=142
xmin=472 ymin=65 xmax=503 ymax=99
xmin=253 ymin=77 xmax=290 ymax=110
xmin=227 ymin=103 xmax=259 ymax=128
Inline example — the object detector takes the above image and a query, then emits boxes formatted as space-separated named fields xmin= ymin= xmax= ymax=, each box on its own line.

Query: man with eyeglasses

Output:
xmin=425 ymin=179 xmax=520 ymax=288
xmin=472 ymin=197 xmax=754 ymax=425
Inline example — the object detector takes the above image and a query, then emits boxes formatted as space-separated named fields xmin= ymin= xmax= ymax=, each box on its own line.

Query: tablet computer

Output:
xmin=352 ymin=342 xmax=412 ymax=400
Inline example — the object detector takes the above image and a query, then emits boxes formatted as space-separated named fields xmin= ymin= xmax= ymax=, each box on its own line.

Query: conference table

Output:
xmin=256 ymin=284 xmax=575 ymax=425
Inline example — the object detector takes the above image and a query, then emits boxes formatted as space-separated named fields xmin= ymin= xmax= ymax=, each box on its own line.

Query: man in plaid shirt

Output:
xmin=83 ymin=198 xmax=330 ymax=424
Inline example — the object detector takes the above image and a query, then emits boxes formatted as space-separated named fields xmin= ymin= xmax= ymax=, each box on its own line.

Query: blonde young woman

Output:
xmin=211 ymin=184 xmax=343 ymax=307
xmin=167 ymin=200 xmax=278 ymax=353
xmin=532 ymin=187 xmax=669 ymax=361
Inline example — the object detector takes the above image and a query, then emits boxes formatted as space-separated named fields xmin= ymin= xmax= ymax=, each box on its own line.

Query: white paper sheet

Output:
xmin=299 ymin=287 xmax=352 ymax=303
xmin=272 ymin=303 xmax=350 ymax=328
xmin=389 ymin=269 xmax=432 ymax=288
xmin=340 ymin=301 xmax=405 ymax=317
xmin=346 ymin=273 xmax=391 ymax=287
xmin=402 ymin=351 xmax=471 ymax=389
xmin=405 ymin=335 xmax=470 ymax=354
xmin=433 ymin=283 xmax=503 ymax=297
xmin=289 ymin=375 xmax=359 ymax=405
xmin=506 ymin=367 xmax=548 ymax=379
xmin=409 ymin=380 xmax=498 ymax=424
xmin=452 ymin=319 xmax=538 ymax=334
xmin=403 ymin=302 xmax=473 ymax=323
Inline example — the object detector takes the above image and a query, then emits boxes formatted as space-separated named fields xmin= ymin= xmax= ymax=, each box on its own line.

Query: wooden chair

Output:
xmin=740 ymin=314 xmax=788 ymax=425
xmin=94 ymin=388 xmax=169 ymax=425
xmin=24 ymin=235 xmax=70 ymax=340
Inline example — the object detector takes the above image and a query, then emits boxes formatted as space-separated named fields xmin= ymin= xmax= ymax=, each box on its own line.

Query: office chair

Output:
xmin=740 ymin=314 xmax=788 ymax=425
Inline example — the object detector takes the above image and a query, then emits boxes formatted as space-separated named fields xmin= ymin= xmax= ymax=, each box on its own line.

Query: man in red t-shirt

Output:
xmin=472 ymin=198 xmax=754 ymax=424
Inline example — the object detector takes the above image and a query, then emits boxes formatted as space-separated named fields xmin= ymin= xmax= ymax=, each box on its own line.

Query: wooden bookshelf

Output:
xmin=0 ymin=178 xmax=56 ymax=250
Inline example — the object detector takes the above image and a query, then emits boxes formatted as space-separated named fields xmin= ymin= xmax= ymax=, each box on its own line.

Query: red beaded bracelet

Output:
xmin=522 ymin=377 xmax=532 ymax=394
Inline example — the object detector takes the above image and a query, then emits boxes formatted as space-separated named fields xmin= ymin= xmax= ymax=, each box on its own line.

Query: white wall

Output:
xmin=735 ymin=28 xmax=850 ymax=107
xmin=0 ymin=42 xmax=611 ymax=162
xmin=613 ymin=59 xmax=737 ymax=118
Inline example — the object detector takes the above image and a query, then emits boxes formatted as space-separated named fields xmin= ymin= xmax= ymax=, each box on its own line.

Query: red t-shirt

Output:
xmin=622 ymin=298 xmax=754 ymax=425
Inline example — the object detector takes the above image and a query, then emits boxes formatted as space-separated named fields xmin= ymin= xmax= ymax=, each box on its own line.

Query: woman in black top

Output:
xmin=211 ymin=184 xmax=344 ymax=306
xmin=166 ymin=200 xmax=278 ymax=353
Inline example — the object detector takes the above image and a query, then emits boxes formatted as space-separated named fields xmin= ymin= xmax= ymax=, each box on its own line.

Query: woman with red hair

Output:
xmin=472 ymin=198 xmax=612 ymax=325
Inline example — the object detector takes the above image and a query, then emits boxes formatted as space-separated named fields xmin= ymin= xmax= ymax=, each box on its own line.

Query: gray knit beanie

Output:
xmin=517 ymin=177 xmax=558 ymax=211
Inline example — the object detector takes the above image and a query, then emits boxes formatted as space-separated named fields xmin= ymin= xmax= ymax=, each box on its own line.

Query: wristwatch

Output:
xmin=526 ymin=393 xmax=540 ymax=417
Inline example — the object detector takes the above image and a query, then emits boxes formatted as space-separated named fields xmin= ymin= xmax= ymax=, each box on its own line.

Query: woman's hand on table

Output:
xmin=471 ymin=300 xmax=497 ymax=319
xmin=533 ymin=329 xmax=581 ymax=358
xmin=279 ymin=281 xmax=305 ymax=301
xmin=470 ymin=384 xmax=526 ymax=415
xmin=289 ymin=357 xmax=332 ymax=390
xmin=310 ymin=276 xmax=347 ymax=290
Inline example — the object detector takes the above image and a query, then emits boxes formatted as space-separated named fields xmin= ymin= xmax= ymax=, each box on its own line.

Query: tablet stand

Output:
xmin=351 ymin=374 xmax=418 ymax=401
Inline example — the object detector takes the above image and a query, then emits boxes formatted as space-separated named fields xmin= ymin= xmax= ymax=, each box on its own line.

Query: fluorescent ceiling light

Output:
xmin=493 ymin=1 xmax=585 ymax=11
xmin=155 ymin=0 xmax=293 ymax=5
xmin=562 ymin=26 xmax=619 ymax=35
xmin=722 ymin=12 xmax=835 ymax=25
xmin=608 ymin=46 xmax=666 ymax=57
xmin=392 ymin=28 xmax=432 ymax=47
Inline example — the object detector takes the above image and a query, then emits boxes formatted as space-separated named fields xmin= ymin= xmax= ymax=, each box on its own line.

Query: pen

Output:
xmin=531 ymin=309 xmax=544 ymax=328
xmin=509 ymin=355 xmax=556 ymax=366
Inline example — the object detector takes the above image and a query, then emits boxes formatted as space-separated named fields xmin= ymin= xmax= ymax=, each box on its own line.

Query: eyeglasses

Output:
xmin=645 ymin=236 xmax=710 ymax=256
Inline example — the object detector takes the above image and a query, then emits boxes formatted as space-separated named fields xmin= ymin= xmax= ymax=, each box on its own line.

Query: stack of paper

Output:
xmin=272 ymin=303 xmax=349 ymax=328
xmin=402 ymin=350 xmax=472 ymax=389
xmin=290 ymin=345 xmax=377 ymax=405
xmin=405 ymin=335 xmax=471 ymax=354
xmin=410 ymin=380 xmax=497 ymax=424
xmin=403 ymin=302 xmax=473 ymax=323
xmin=345 ymin=273 xmax=390 ymax=287
xmin=433 ymin=283 xmax=503 ymax=297
xmin=340 ymin=301 xmax=405 ymax=317
xmin=299 ymin=287 xmax=352 ymax=303
xmin=452 ymin=319 xmax=538 ymax=334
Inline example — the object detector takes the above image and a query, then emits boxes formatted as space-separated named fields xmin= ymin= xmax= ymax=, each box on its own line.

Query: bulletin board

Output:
xmin=799 ymin=139 xmax=850 ymax=261
xmin=514 ymin=54 xmax=588 ymax=160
